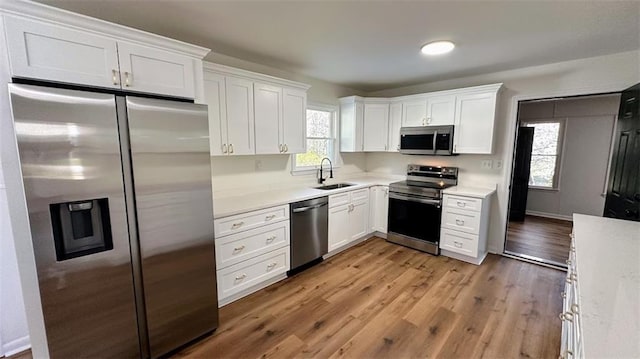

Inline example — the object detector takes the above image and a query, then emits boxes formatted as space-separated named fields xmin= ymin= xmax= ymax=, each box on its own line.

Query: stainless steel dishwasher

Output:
xmin=289 ymin=196 xmax=329 ymax=274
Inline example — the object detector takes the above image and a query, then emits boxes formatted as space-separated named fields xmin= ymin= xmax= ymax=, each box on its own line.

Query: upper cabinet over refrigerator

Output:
xmin=1 ymin=2 xmax=210 ymax=99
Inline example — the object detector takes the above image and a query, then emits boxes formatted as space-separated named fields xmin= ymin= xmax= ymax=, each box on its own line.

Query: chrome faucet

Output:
xmin=317 ymin=157 xmax=333 ymax=185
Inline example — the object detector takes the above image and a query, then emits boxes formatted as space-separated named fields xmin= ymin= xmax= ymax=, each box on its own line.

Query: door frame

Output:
xmin=498 ymin=82 xmax=630 ymax=257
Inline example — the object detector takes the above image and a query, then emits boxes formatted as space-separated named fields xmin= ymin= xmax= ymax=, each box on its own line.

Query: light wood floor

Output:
xmin=506 ymin=215 xmax=573 ymax=265
xmin=175 ymin=237 xmax=564 ymax=358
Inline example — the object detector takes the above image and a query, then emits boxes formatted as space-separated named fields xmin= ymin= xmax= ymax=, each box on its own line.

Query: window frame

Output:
xmin=523 ymin=118 xmax=566 ymax=191
xmin=291 ymin=103 xmax=340 ymax=175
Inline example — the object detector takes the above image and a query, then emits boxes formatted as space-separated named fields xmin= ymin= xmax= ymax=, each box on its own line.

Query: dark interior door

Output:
xmin=509 ymin=126 xmax=535 ymax=222
xmin=604 ymin=83 xmax=640 ymax=221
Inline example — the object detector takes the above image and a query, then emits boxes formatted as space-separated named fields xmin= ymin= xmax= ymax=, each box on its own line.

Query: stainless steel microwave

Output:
xmin=399 ymin=125 xmax=456 ymax=155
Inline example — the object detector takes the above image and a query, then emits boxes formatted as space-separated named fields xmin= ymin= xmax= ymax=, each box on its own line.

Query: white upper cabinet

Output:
xmin=254 ymin=82 xmax=282 ymax=154
xmin=453 ymin=89 xmax=500 ymax=154
xmin=203 ymin=73 xmax=227 ymax=156
xmin=281 ymin=88 xmax=307 ymax=154
xmin=363 ymin=102 xmax=389 ymax=152
xmin=340 ymin=96 xmax=365 ymax=152
xmin=203 ymin=63 xmax=310 ymax=157
xmin=388 ymin=102 xmax=402 ymax=153
xmin=2 ymin=6 xmax=209 ymax=99
xmin=426 ymin=94 xmax=456 ymax=126
xmin=117 ymin=42 xmax=196 ymax=99
xmin=402 ymin=98 xmax=427 ymax=127
xmin=4 ymin=16 xmax=121 ymax=89
xmin=225 ymin=76 xmax=255 ymax=155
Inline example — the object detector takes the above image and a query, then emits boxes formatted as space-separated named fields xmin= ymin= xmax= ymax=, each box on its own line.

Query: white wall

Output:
xmin=366 ymin=50 xmax=640 ymax=253
xmin=205 ymin=53 xmax=369 ymax=196
xmin=521 ymin=95 xmax=620 ymax=219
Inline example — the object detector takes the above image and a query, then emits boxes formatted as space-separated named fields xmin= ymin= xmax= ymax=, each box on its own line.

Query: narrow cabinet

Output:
xmin=225 ymin=76 xmax=255 ymax=155
xmin=203 ymin=73 xmax=227 ymax=156
xmin=328 ymin=204 xmax=350 ymax=251
xmin=254 ymin=83 xmax=282 ymax=154
xmin=281 ymin=88 xmax=307 ymax=154
xmin=369 ymin=186 xmax=389 ymax=233
xmin=340 ymin=96 xmax=365 ymax=152
xmin=388 ymin=102 xmax=402 ymax=152
xmin=363 ymin=102 xmax=390 ymax=151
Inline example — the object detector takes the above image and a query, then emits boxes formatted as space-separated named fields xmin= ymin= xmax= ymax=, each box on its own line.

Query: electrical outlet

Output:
xmin=481 ymin=160 xmax=493 ymax=169
xmin=495 ymin=160 xmax=503 ymax=169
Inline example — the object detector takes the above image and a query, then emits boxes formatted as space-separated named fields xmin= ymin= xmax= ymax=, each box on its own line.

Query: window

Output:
xmin=525 ymin=120 xmax=564 ymax=189
xmin=293 ymin=104 xmax=337 ymax=172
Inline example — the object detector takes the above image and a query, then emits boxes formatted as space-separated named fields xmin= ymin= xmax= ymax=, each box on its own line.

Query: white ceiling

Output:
xmin=38 ymin=0 xmax=640 ymax=92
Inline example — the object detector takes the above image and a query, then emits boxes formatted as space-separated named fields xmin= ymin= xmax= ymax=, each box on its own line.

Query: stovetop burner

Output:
xmin=389 ymin=164 xmax=458 ymax=199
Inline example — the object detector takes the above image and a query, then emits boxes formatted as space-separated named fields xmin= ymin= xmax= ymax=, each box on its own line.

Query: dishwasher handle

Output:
xmin=292 ymin=202 xmax=328 ymax=213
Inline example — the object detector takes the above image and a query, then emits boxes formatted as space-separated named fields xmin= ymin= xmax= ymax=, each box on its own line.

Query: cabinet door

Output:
xmin=378 ymin=187 xmax=389 ymax=233
xmin=453 ymin=92 xmax=497 ymax=154
xmin=254 ymin=83 xmax=282 ymax=154
xmin=402 ymin=98 xmax=427 ymax=126
xmin=117 ymin=42 xmax=196 ymax=99
xmin=225 ymin=76 xmax=255 ymax=155
xmin=4 ymin=16 xmax=120 ymax=89
xmin=388 ymin=102 xmax=403 ymax=152
xmin=329 ymin=204 xmax=350 ymax=251
xmin=349 ymin=198 xmax=370 ymax=241
xmin=203 ymin=73 xmax=227 ymax=156
xmin=363 ymin=103 xmax=390 ymax=151
xmin=369 ymin=187 xmax=378 ymax=232
xmin=340 ymin=99 xmax=365 ymax=152
xmin=426 ymin=95 xmax=456 ymax=126
xmin=282 ymin=88 xmax=307 ymax=154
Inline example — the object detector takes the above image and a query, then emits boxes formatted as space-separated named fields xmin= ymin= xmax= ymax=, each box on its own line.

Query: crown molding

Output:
xmin=203 ymin=62 xmax=311 ymax=90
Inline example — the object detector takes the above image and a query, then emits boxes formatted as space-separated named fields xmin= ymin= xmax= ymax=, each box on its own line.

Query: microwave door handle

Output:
xmin=433 ymin=130 xmax=438 ymax=153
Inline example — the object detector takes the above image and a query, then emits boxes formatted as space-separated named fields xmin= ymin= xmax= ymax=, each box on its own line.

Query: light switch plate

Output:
xmin=495 ymin=160 xmax=503 ymax=169
xmin=481 ymin=160 xmax=493 ymax=169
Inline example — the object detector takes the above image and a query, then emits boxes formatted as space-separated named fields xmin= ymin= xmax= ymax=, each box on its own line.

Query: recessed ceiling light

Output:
xmin=421 ymin=41 xmax=455 ymax=55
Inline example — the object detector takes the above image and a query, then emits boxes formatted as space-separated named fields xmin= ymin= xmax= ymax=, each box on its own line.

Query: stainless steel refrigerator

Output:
xmin=8 ymin=84 xmax=218 ymax=358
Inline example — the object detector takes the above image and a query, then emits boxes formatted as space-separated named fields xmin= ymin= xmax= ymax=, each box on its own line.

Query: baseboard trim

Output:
xmin=3 ymin=336 xmax=31 ymax=357
xmin=525 ymin=210 xmax=573 ymax=222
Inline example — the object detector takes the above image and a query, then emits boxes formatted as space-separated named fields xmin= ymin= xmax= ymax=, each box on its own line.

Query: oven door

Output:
xmin=387 ymin=192 xmax=442 ymax=254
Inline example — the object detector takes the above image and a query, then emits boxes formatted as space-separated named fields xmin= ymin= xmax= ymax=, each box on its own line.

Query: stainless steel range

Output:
xmin=387 ymin=164 xmax=458 ymax=255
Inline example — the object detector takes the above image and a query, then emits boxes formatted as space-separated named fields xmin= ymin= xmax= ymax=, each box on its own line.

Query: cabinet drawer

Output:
xmin=440 ymin=228 xmax=478 ymax=257
xmin=329 ymin=192 xmax=350 ymax=208
xmin=215 ymin=205 xmax=289 ymax=237
xmin=444 ymin=195 xmax=481 ymax=212
xmin=442 ymin=208 xmax=480 ymax=234
xmin=351 ymin=188 xmax=369 ymax=202
xmin=217 ymin=247 xmax=289 ymax=300
xmin=215 ymin=221 xmax=290 ymax=269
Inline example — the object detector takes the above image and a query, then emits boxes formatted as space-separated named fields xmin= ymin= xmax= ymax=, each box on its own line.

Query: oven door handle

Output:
xmin=389 ymin=192 xmax=441 ymax=207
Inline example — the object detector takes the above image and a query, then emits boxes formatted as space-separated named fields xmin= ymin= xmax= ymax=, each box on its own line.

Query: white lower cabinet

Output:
xmin=439 ymin=193 xmax=491 ymax=265
xmin=328 ymin=189 xmax=370 ymax=252
xmin=369 ymin=186 xmax=389 ymax=233
xmin=214 ymin=205 xmax=290 ymax=306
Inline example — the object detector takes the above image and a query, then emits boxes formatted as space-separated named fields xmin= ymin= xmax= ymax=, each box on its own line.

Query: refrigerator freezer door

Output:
xmin=126 ymin=97 xmax=218 ymax=357
xmin=9 ymin=84 xmax=140 ymax=358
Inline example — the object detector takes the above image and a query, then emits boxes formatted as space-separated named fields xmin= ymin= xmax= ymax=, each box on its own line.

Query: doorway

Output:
xmin=505 ymin=93 xmax=621 ymax=266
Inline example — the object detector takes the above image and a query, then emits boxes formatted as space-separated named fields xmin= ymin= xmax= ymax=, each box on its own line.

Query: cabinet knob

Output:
xmin=279 ymin=144 xmax=283 ymax=153
xmin=284 ymin=144 xmax=288 ymax=153
xmin=112 ymin=69 xmax=119 ymax=85
xmin=229 ymin=144 xmax=234 ymax=154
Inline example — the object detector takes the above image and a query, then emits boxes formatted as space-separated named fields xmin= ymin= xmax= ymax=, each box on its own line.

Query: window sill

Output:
xmin=529 ymin=186 xmax=560 ymax=192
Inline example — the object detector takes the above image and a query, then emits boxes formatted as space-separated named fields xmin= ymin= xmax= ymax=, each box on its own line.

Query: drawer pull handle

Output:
xmin=571 ymin=304 xmax=579 ymax=314
xmin=222 ymin=144 xmax=227 ymax=154
xmin=231 ymin=221 xmax=244 ymax=229
xmin=453 ymin=241 xmax=463 ymax=248
xmin=566 ymin=259 xmax=571 ymax=265
xmin=235 ymin=273 xmax=247 ymax=281
xmin=266 ymin=236 xmax=276 ymax=242
xmin=561 ymin=291 xmax=566 ymax=299
xmin=570 ymin=273 xmax=577 ymax=281
xmin=455 ymin=219 xmax=465 ymax=226
xmin=456 ymin=201 xmax=466 ymax=207
xmin=266 ymin=262 xmax=277 ymax=270
xmin=233 ymin=245 xmax=245 ymax=252
xmin=124 ymin=71 xmax=131 ymax=87
xmin=265 ymin=214 xmax=276 ymax=221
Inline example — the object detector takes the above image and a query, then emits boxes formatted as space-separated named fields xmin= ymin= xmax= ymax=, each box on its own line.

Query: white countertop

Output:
xmin=572 ymin=214 xmax=640 ymax=358
xmin=442 ymin=185 xmax=496 ymax=199
xmin=213 ymin=175 xmax=399 ymax=219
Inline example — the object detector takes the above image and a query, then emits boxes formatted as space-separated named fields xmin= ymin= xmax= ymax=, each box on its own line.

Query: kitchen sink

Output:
xmin=314 ymin=183 xmax=355 ymax=190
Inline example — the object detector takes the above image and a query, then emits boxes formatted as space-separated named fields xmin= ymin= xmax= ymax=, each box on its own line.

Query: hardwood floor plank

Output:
xmin=172 ymin=237 xmax=564 ymax=359
xmin=506 ymin=215 xmax=573 ymax=264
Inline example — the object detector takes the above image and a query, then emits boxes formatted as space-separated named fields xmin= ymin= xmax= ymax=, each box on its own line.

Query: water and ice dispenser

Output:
xmin=49 ymin=198 xmax=113 ymax=261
